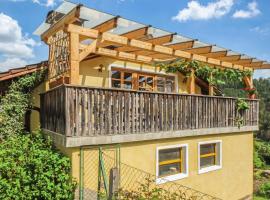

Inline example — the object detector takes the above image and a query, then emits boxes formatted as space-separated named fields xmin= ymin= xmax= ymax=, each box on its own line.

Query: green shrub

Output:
xmin=258 ymin=181 xmax=270 ymax=198
xmin=0 ymin=131 xmax=76 ymax=200
xmin=254 ymin=139 xmax=270 ymax=168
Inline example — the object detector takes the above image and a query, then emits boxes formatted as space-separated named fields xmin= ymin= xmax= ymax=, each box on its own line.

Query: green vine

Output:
xmin=156 ymin=59 xmax=253 ymax=87
xmin=235 ymin=98 xmax=250 ymax=128
xmin=0 ymin=70 xmax=46 ymax=141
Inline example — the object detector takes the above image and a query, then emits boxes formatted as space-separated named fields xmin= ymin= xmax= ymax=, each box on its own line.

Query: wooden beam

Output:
xmin=209 ymin=72 xmax=214 ymax=96
xmin=92 ymin=16 xmax=119 ymax=32
xmin=166 ymin=40 xmax=195 ymax=50
xmin=243 ymin=75 xmax=255 ymax=99
xmin=218 ymin=55 xmax=241 ymax=62
xmin=188 ymin=69 xmax=195 ymax=94
xmin=96 ymin=47 xmax=153 ymax=63
xmin=66 ymin=24 xmax=99 ymax=39
xmin=41 ymin=5 xmax=81 ymax=41
xmin=243 ymin=62 xmax=263 ymax=68
xmin=145 ymin=34 xmax=175 ymax=45
xmin=69 ymin=32 xmax=80 ymax=84
xmin=201 ymin=51 xmax=227 ymax=58
xmin=117 ymin=34 xmax=175 ymax=55
xmin=121 ymin=26 xmax=150 ymax=39
xmin=253 ymin=63 xmax=270 ymax=69
xmin=185 ymin=46 xmax=212 ymax=54
xmin=233 ymin=59 xmax=253 ymax=65
xmin=66 ymin=25 xmax=249 ymax=70
xmin=79 ymin=40 xmax=99 ymax=61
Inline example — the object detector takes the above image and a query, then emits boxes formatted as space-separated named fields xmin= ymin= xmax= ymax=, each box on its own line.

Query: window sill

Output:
xmin=156 ymin=173 xmax=188 ymax=185
xmin=198 ymin=165 xmax=222 ymax=174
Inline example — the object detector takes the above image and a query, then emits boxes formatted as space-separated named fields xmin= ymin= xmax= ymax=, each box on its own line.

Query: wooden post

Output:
xmin=243 ymin=75 xmax=255 ymax=99
xmin=108 ymin=168 xmax=120 ymax=200
xmin=209 ymin=72 xmax=214 ymax=96
xmin=188 ymin=69 xmax=195 ymax=94
xmin=69 ymin=32 xmax=80 ymax=84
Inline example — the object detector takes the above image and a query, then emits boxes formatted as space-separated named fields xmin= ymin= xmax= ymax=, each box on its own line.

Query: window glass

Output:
xmin=199 ymin=142 xmax=220 ymax=170
xmin=159 ymin=148 xmax=180 ymax=162
xmin=200 ymin=157 xmax=215 ymax=168
xmin=124 ymin=72 xmax=132 ymax=81
xmin=123 ymin=82 xmax=132 ymax=89
xmin=159 ymin=163 xmax=180 ymax=177
xmin=158 ymin=147 xmax=182 ymax=177
xmin=111 ymin=68 xmax=175 ymax=93
xmin=112 ymin=80 xmax=121 ymax=88
xmin=112 ymin=71 xmax=121 ymax=79
xmin=146 ymin=77 xmax=154 ymax=91
xmin=157 ymin=77 xmax=165 ymax=92
xmin=166 ymin=77 xmax=175 ymax=93
xmin=200 ymin=143 xmax=215 ymax=155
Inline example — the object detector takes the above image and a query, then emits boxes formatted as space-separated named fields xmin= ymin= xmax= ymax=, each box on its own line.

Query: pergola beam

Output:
xmin=165 ymin=40 xmax=195 ymax=50
xmin=145 ymin=33 xmax=175 ymax=45
xmin=218 ymin=55 xmax=241 ymax=62
xmin=41 ymin=5 xmax=81 ymax=42
xmin=92 ymin=16 xmax=119 ymax=32
xmin=184 ymin=46 xmax=213 ymax=54
xmin=66 ymin=24 xmax=253 ymax=70
xmin=121 ymin=26 xmax=150 ymax=39
xmin=201 ymin=51 xmax=228 ymax=58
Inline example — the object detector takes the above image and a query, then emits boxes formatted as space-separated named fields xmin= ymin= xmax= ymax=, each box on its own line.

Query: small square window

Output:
xmin=156 ymin=144 xmax=188 ymax=184
xmin=198 ymin=141 xmax=222 ymax=174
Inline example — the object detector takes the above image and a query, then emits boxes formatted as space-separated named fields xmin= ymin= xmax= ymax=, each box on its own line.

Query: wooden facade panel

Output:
xmin=41 ymin=85 xmax=259 ymax=137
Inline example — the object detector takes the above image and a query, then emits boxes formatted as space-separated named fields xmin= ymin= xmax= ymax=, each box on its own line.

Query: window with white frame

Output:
xmin=198 ymin=140 xmax=222 ymax=174
xmin=156 ymin=144 xmax=188 ymax=184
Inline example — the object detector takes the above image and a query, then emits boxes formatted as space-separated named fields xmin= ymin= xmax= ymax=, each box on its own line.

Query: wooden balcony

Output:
xmin=40 ymin=85 xmax=259 ymax=147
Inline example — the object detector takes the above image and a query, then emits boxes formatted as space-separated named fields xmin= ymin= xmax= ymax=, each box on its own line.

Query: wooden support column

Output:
xmin=243 ymin=75 xmax=255 ymax=99
xmin=209 ymin=72 xmax=214 ymax=96
xmin=188 ymin=69 xmax=196 ymax=94
xmin=69 ymin=32 xmax=80 ymax=84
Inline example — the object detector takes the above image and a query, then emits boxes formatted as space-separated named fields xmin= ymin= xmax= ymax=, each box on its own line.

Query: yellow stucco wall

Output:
xmin=79 ymin=56 xmax=202 ymax=94
xmin=59 ymin=132 xmax=253 ymax=200
xmin=119 ymin=132 xmax=253 ymax=200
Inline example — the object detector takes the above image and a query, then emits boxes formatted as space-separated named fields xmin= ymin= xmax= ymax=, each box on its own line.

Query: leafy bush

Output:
xmin=258 ymin=181 xmax=270 ymax=198
xmin=0 ymin=71 xmax=76 ymax=199
xmin=117 ymin=177 xmax=190 ymax=200
xmin=255 ymin=139 xmax=270 ymax=168
xmin=0 ymin=131 xmax=76 ymax=200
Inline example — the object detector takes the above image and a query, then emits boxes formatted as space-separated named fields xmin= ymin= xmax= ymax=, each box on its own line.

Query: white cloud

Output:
xmin=250 ymin=26 xmax=269 ymax=35
xmin=172 ymin=0 xmax=235 ymax=22
xmin=0 ymin=13 xmax=38 ymax=71
xmin=33 ymin=0 xmax=56 ymax=7
xmin=0 ymin=58 xmax=27 ymax=72
xmin=233 ymin=1 xmax=260 ymax=19
xmin=9 ymin=0 xmax=56 ymax=7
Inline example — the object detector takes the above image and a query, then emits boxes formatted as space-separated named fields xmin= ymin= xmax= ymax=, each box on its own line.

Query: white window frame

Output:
xmin=198 ymin=140 xmax=222 ymax=174
xmin=156 ymin=144 xmax=188 ymax=184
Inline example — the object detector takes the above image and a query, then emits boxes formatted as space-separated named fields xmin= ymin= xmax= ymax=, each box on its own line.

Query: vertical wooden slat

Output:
xmin=41 ymin=86 xmax=260 ymax=137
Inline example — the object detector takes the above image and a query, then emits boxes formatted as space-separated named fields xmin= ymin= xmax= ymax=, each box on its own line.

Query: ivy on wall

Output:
xmin=0 ymin=71 xmax=45 ymax=140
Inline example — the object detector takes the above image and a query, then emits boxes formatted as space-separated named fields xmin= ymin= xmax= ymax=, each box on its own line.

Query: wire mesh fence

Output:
xmin=80 ymin=147 xmax=221 ymax=200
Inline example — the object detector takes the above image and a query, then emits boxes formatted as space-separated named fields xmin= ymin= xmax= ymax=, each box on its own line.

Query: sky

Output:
xmin=0 ymin=0 xmax=270 ymax=78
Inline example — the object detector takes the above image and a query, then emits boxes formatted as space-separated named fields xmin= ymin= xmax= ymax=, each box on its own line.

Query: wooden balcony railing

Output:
xmin=40 ymin=85 xmax=259 ymax=137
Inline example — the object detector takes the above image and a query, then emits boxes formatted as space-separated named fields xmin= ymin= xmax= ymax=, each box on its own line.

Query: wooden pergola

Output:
xmin=35 ymin=2 xmax=270 ymax=97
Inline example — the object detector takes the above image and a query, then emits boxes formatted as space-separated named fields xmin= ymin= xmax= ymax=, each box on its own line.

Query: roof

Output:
xmin=0 ymin=61 xmax=48 ymax=82
xmin=34 ymin=1 xmax=270 ymax=69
